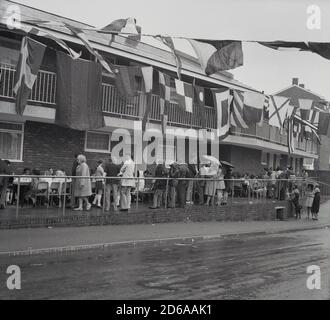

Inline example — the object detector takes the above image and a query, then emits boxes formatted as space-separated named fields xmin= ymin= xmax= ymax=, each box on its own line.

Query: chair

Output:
xmin=34 ymin=181 xmax=49 ymax=208
xmin=49 ymin=182 xmax=61 ymax=207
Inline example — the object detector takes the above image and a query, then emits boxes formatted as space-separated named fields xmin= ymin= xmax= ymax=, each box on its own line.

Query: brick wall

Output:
xmin=12 ymin=121 xmax=108 ymax=174
xmin=0 ymin=200 xmax=289 ymax=229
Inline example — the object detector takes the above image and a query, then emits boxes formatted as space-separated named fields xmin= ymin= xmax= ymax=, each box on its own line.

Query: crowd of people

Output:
xmin=0 ymin=156 xmax=322 ymax=219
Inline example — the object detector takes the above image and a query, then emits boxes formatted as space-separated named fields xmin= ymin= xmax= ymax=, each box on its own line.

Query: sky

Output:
xmin=7 ymin=0 xmax=330 ymax=100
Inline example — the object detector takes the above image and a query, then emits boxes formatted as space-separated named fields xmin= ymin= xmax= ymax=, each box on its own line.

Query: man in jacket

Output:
xmin=104 ymin=155 xmax=121 ymax=212
xmin=150 ymin=160 xmax=168 ymax=209
xmin=119 ymin=154 xmax=135 ymax=211
xmin=176 ymin=161 xmax=189 ymax=208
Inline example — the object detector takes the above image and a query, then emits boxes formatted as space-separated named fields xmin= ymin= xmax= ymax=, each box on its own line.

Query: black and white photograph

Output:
xmin=0 ymin=0 xmax=330 ymax=304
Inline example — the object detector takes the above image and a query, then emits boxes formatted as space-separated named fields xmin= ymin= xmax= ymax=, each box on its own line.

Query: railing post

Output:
xmin=16 ymin=177 xmax=20 ymax=219
xmin=102 ymin=178 xmax=106 ymax=215
xmin=62 ymin=176 xmax=67 ymax=217
xmin=165 ymin=178 xmax=169 ymax=209
xmin=136 ymin=177 xmax=139 ymax=210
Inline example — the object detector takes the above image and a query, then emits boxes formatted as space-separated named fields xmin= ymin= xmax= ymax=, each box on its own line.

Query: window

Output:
xmin=85 ymin=131 xmax=110 ymax=153
xmin=0 ymin=122 xmax=24 ymax=161
xmin=261 ymin=151 xmax=268 ymax=166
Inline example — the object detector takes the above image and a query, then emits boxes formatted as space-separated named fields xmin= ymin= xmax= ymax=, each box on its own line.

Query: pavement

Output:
xmin=0 ymin=201 xmax=329 ymax=256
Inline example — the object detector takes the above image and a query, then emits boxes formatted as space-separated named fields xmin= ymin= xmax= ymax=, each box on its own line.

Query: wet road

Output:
xmin=0 ymin=228 xmax=329 ymax=300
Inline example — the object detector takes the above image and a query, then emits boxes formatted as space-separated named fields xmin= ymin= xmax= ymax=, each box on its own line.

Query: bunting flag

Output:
xmin=15 ymin=22 xmax=80 ymax=60
xmin=230 ymin=90 xmax=248 ymax=129
xmin=174 ymin=79 xmax=194 ymax=113
xmin=213 ymin=88 xmax=232 ymax=139
xmin=293 ymin=113 xmax=319 ymax=144
xmin=318 ymin=112 xmax=330 ymax=135
xmin=189 ymin=39 xmax=243 ymax=76
xmin=242 ymin=91 xmax=265 ymax=125
xmin=55 ymin=51 xmax=104 ymax=130
xmin=114 ymin=65 xmax=153 ymax=98
xmin=298 ymin=99 xmax=314 ymax=120
xmin=259 ymin=41 xmax=330 ymax=60
xmin=13 ymin=37 xmax=46 ymax=115
xmin=194 ymin=85 xmax=206 ymax=128
xmin=154 ymin=35 xmax=182 ymax=79
xmin=142 ymin=92 xmax=152 ymax=132
xmin=101 ymin=17 xmax=141 ymax=41
xmin=65 ymin=24 xmax=114 ymax=74
xmin=158 ymin=71 xmax=172 ymax=114
xmin=268 ymin=96 xmax=290 ymax=128
xmin=158 ymin=71 xmax=172 ymax=134
xmin=288 ymin=118 xmax=295 ymax=154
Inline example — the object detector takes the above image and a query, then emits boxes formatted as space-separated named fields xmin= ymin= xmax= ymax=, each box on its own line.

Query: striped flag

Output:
xmin=174 ymin=79 xmax=194 ymax=113
xmin=65 ymin=24 xmax=114 ymax=74
xmin=268 ymin=96 xmax=290 ymax=128
xmin=213 ymin=88 xmax=233 ymax=139
xmin=14 ymin=37 xmax=46 ymax=115
xmin=230 ymin=90 xmax=248 ymax=129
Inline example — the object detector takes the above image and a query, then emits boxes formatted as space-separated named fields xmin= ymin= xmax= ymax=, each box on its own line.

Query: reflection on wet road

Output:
xmin=0 ymin=228 xmax=329 ymax=299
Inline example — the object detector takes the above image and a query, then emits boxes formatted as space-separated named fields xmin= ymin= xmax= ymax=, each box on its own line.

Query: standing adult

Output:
xmin=168 ymin=162 xmax=179 ymax=208
xmin=186 ymin=161 xmax=197 ymax=204
xmin=305 ymin=184 xmax=315 ymax=219
xmin=311 ymin=185 xmax=321 ymax=221
xmin=223 ymin=167 xmax=233 ymax=205
xmin=150 ymin=161 xmax=168 ymax=209
xmin=0 ymin=158 xmax=11 ymax=209
xmin=215 ymin=164 xmax=226 ymax=206
xmin=70 ymin=153 xmax=79 ymax=208
xmin=119 ymin=154 xmax=135 ymax=212
xmin=176 ymin=161 xmax=189 ymax=209
xmin=204 ymin=162 xmax=218 ymax=206
xmin=74 ymin=155 xmax=92 ymax=211
xmin=104 ymin=155 xmax=121 ymax=212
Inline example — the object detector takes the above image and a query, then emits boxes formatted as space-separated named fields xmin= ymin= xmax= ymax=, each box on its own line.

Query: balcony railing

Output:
xmin=0 ymin=64 xmax=56 ymax=105
xmin=101 ymin=83 xmax=217 ymax=129
xmin=0 ymin=63 xmax=317 ymax=154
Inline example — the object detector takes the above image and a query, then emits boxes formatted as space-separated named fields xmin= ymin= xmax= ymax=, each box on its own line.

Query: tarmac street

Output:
xmin=0 ymin=227 xmax=329 ymax=300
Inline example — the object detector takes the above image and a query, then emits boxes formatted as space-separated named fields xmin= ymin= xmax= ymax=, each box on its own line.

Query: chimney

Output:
xmin=299 ymin=84 xmax=305 ymax=88
xmin=292 ymin=78 xmax=299 ymax=85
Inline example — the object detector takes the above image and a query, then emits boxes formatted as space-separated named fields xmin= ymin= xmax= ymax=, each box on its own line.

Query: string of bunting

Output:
xmin=5 ymin=17 xmax=330 ymax=149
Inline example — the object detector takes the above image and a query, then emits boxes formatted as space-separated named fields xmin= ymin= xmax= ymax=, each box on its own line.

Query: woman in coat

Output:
xmin=311 ymin=185 xmax=321 ymax=220
xmin=74 ymin=155 xmax=92 ymax=211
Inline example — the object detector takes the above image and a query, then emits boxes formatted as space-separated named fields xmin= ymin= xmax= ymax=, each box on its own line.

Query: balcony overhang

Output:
xmin=0 ymin=101 xmax=55 ymax=123
xmin=221 ymin=134 xmax=318 ymax=159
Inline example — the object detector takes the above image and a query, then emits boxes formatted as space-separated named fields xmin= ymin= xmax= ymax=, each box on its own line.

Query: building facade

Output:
xmin=274 ymin=78 xmax=330 ymax=173
xmin=0 ymin=0 xmax=318 ymax=176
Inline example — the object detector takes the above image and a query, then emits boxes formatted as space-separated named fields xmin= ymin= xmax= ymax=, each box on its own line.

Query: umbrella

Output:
xmin=202 ymin=155 xmax=220 ymax=165
xmin=220 ymin=160 xmax=234 ymax=168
